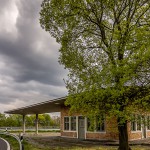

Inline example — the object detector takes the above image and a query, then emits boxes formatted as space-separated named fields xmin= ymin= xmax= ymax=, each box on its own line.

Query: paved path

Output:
xmin=0 ymin=138 xmax=9 ymax=150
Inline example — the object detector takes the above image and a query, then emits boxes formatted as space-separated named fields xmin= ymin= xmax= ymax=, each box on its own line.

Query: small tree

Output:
xmin=5 ymin=115 xmax=19 ymax=127
xmin=0 ymin=113 xmax=6 ymax=127
xmin=40 ymin=0 xmax=150 ymax=149
xmin=43 ymin=114 xmax=54 ymax=126
xmin=26 ymin=115 xmax=33 ymax=127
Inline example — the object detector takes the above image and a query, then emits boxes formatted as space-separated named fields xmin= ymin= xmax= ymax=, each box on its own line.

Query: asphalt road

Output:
xmin=0 ymin=138 xmax=8 ymax=150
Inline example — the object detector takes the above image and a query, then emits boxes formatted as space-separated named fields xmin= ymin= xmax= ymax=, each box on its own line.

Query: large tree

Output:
xmin=40 ymin=0 xmax=150 ymax=149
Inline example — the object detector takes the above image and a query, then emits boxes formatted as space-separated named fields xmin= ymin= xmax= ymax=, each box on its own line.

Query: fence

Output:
xmin=0 ymin=126 xmax=60 ymax=133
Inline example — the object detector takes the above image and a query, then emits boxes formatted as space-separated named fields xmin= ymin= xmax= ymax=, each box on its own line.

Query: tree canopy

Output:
xmin=40 ymin=1 xmax=150 ymax=149
xmin=40 ymin=0 xmax=150 ymax=117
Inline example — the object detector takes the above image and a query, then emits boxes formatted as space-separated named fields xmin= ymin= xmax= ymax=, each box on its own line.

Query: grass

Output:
xmin=22 ymin=140 xmax=51 ymax=150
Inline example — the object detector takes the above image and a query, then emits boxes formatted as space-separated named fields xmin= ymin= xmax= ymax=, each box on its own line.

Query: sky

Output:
xmin=0 ymin=0 xmax=68 ymax=113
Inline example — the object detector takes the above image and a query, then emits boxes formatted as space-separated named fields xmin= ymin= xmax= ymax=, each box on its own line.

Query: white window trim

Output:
xmin=70 ymin=116 xmax=77 ymax=131
xmin=131 ymin=115 xmax=142 ymax=132
xmin=146 ymin=116 xmax=150 ymax=131
xmin=63 ymin=116 xmax=70 ymax=131
xmin=131 ymin=123 xmax=142 ymax=132
xmin=63 ymin=116 xmax=77 ymax=132
xmin=86 ymin=116 xmax=106 ymax=133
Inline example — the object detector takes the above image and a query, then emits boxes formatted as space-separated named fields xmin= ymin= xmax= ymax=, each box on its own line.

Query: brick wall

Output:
xmin=146 ymin=130 xmax=150 ymax=137
xmin=60 ymin=105 xmax=150 ymax=140
xmin=61 ymin=131 xmax=77 ymax=138
xmin=128 ymin=121 xmax=142 ymax=140
xmin=60 ymin=105 xmax=78 ymax=138
xmin=61 ymin=105 xmax=119 ymax=140
xmin=86 ymin=116 xmax=119 ymax=140
xmin=129 ymin=131 xmax=142 ymax=140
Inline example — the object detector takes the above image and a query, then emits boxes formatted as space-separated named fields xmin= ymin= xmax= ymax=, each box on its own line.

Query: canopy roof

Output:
xmin=5 ymin=97 xmax=66 ymax=115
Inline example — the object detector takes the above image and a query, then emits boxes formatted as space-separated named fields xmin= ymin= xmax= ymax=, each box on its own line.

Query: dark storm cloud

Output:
xmin=0 ymin=0 xmax=67 ymax=86
xmin=0 ymin=0 xmax=68 ymax=112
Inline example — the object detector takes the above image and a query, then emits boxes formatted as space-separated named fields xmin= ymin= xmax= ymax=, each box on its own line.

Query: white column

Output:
xmin=35 ymin=114 xmax=39 ymax=135
xmin=22 ymin=115 xmax=26 ymax=134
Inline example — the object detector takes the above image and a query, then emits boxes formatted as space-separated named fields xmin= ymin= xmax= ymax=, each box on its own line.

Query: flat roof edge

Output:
xmin=5 ymin=96 xmax=67 ymax=114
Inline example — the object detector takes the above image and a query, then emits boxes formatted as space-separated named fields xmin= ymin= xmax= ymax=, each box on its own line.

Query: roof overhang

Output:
xmin=5 ymin=97 xmax=67 ymax=115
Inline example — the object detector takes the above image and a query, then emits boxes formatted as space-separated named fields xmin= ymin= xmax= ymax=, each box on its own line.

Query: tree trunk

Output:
xmin=117 ymin=119 xmax=131 ymax=150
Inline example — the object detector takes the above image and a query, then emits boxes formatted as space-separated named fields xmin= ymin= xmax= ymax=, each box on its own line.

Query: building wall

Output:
xmin=60 ymin=105 xmax=150 ymax=140
xmin=128 ymin=131 xmax=142 ymax=140
xmin=86 ymin=116 xmax=119 ymax=140
xmin=128 ymin=122 xmax=142 ymax=140
xmin=60 ymin=105 xmax=78 ymax=138
xmin=60 ymin=105 xmax=119 ymax=140
xmin=147 ymin=130 xmax=150 ymax=137
xmin=127 ymin=117 xmax=150 ymax=140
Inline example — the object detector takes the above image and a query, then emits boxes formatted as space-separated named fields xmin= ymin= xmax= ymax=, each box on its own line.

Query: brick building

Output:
xmin=5 ymin=97 xmax=150 ymax=140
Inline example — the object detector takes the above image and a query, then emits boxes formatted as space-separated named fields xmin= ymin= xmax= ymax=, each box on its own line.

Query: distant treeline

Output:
xmin=0 ymin=113 xmax=60 ymax=127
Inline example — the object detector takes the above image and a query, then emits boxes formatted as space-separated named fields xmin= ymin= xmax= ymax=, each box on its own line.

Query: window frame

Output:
xmin=64 ymin=116 xmax=69 ymax=131
xmin=147 ymin=116 xmax=150 ymax=130
xmin=71 ymin=116 xmax=76 ymax=131
xmin=87 ymin=115 xmax=105 ymax=132
xmin=87 ymin=117 xmax=95 ymax=132
xmin=95 ymin=115 xmax=105 ymax=132
xmin=136 ymin=115 xmax=141 ymax=131
xmin=131 ymin=115 xmax=144 ymax=132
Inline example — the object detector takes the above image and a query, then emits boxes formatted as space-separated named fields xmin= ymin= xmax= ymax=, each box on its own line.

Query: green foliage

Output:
xmin=0 ymin=113 xmax=58 ymax=127
xmin=40 ymin=0 xmax=150 ymax=122
xmin=0 ymin=113 xmax=6 ymax=126
xmin=5 ymin=114 xmax=22 ymax=127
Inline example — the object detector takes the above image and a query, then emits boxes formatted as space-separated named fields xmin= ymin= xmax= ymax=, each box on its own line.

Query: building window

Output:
xmin=87 ymin=115 xmax=105 ymax=132
xmin=131 ymin=115 xmax=136 ymax=131
xmin=96 ymin=115 xmax=105 ymax=132
xmin=71 ymin=116 xmax=76 ymax=131
xmin=131 ymin=115 xmax=143 ymax=131
xmin=137 ymin=115 xmax=141 ymax=131
xmin=131 ymin=121 xmax=136 ymax=131
xmin=87 ymin=118 xmax=94 ymax=132
xmin=147 ymin=116 xmax=150 ymax=130
xmin=64 ymin=117 xmax=69 ymax=130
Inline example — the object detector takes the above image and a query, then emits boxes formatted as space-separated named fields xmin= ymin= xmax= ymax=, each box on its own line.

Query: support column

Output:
xmin=35 ymin=114 xmax=38 ymax=135
xmin=22 ymin=115 xmax=26 ymax=134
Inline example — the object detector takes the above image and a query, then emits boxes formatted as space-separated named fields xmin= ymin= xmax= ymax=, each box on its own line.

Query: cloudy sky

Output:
xmin=0 ymin=0 xmax=68 ymax=113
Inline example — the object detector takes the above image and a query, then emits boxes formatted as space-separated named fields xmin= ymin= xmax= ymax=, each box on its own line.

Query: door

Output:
xmin=78 ymin=116 xmax=85 ymax=139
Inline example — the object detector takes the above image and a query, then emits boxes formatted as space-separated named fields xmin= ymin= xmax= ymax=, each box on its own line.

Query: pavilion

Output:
xmin=5 ymin=97 xmax=66 ymax=134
